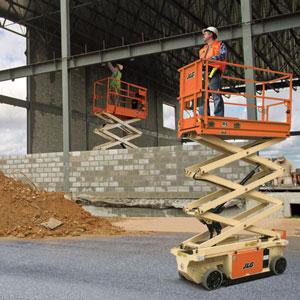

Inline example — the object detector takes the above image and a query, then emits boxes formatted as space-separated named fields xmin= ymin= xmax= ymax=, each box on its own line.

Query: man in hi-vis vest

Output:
xmin=198 ymin=26 xmax=227 ymax=117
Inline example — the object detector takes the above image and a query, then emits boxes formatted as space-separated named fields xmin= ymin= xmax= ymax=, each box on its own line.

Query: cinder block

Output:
xmin=139 ymin=170 xmax=149 ymax=175
xmin=114 ymin=165 xmax=123 ymax=171
xmin=220 ymin=167 xmax=232 ymax=174
xmin=139 ymin=159 xmax=149 ymax=164
xmin=166 ymin=175 xmax=177 ymax=181
xmin=193 ymin=186 xmax=203 ymax=192
xmin=95 ymin=166 xmax=104 ymax=171
xmin=178 ymin=186 xmax=189 ymax=192
xmin=150 ymin=170 xmax=160 ymax=175
xmin=124 ymin=165 xmax=134 ymax=171
xmin=183 ymin=181 xmax=194 ymax=186
xmin=166 ymin=163 xmax=177 ymax=169
xmin=104 ymin=155 xmax=113 ymax=160
xmin=71 ymin=151 xmax=81 ymax=157
xmin=167 ymin=186 xmax=178 ymax=192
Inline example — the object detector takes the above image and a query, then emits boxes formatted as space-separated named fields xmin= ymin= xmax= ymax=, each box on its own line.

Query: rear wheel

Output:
xmin=270 ymin=256 xmax=287 ymax=275
xmin=202 ymin=269 xmax=223 ymax=290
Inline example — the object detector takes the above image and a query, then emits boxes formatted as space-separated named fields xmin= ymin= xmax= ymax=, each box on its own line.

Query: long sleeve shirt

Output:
xmin=108 ymin=62 xmax=118 ymax=74
xmin=210 ymin=42 xmax=227 ymax=61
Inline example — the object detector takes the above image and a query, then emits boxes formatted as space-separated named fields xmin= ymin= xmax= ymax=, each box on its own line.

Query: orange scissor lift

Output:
xmin=92 ymin=77 xmax=147 ymax=150
xmin=171 ymin=59 xmax=293 ymax=290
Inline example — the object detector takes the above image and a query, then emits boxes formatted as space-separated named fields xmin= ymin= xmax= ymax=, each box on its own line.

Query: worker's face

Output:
xmin=203 ymin=31 xmax=213 ymax=43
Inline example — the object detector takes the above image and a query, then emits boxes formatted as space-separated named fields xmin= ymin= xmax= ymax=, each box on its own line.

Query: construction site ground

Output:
xmin=0 ymin=234 xmax=299 ymax=300
xmin=112 ymin=216 xmax=300 ymax=236
xmin=1 ymin=172 xmax=299 ymax=298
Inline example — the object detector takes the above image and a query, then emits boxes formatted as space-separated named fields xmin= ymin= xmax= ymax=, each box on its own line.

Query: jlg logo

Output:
xmin=186 ymin=71 xmax=195 ymax=80
xmin=243 ymin=262 xmax=254 ymax=269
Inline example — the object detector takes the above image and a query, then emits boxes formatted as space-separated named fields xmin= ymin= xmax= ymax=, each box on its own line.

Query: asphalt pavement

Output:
xmin=0 ymin=233 xmax=299 ymax=300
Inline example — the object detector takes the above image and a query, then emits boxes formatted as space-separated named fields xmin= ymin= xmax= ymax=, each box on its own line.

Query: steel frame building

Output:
xmin=0 ymin=0 xmax=299 ymax=190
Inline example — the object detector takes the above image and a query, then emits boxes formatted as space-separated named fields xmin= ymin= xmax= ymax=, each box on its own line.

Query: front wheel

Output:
xmin=202 ymin=269 xmax=223 ymax=290
xmin=270 ymin=256 xmax=287 ymax=275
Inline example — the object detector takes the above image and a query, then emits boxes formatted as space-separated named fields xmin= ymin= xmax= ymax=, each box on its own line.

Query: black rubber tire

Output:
xmin=202 ymin=269 xmax=223 ymax=290
xmin=178 ymin=272 xmax=185 ymax=279
xmin=270 ymin=256 xmax=287 ymax=275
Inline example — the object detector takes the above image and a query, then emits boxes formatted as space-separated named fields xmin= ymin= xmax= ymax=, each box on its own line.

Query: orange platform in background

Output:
xmin=178 ymin=59 xmax=293 ymax=139
xmin=93 ymin=77 xmax=148 ymax=120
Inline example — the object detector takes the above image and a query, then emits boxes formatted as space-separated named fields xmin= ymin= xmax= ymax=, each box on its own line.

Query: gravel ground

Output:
xmin=0 ymin=234 xmax=299 ymax=300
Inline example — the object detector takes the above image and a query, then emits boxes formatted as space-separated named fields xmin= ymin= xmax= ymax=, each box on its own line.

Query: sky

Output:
xmin=0 ymin=20 xmax=27 ymax=156
xmin=163 ymin=103 xmax=176 ymax=130
xmin=0 ymin=24 xmax=299 ymax=167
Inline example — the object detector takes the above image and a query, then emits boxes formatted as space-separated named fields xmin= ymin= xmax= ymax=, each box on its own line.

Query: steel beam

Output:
xmin=60 ymin=0 xmax=71 ymax=192
xmin=241 ymin=0 xmax=256 ymax=120
xmin=0 ymin=94 xmax=28 ymax=108
xmin=0 ymin=12 xmax=299 ymax=83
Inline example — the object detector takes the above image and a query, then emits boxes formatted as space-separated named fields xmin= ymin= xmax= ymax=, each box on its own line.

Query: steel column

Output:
xmin=60 ymin=0 xmax=71 ymax=192
xmin=241 ymin=0 xmax=257 ymax=120
xmin=26 ymin=28 xmax=32 ymax=154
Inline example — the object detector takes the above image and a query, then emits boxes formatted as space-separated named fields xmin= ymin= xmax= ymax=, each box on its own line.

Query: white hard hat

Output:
xmin=202 ymin=26 xmax=218 ymax=37
xmin=117 ymin=64 xmax=123 ymax=71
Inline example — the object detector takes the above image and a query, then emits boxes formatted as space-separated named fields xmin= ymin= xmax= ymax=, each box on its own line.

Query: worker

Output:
xmin=107 ymin=62 xmax=123 ymax=106
xmin=198 ymin=26 xmax=227 ymax=117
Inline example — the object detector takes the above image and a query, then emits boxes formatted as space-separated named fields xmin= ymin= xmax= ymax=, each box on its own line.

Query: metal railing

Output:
xmin=93 ymin=77 xmax=148 ymax=119
xmin=178 ymin=59 xmax=293 ymax=137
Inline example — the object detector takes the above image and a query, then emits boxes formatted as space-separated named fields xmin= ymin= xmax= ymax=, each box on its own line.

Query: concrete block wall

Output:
xmin=2 ymin=143 xmax=297 ymax=217
xmin=0 ymin=144 xmax=250 ymax=206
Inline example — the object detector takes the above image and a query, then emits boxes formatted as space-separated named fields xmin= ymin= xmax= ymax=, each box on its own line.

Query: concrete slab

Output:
xmin=0 ymin=234 xmax=299 ymax=299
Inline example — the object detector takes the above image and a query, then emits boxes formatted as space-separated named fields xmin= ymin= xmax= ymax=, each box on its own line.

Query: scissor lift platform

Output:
xmin=171 ymin=59 xmax=293 ymax=290
xmin=177 ymin=60 xmax=292 ymax=140
xmin=180 ymin=116 xmax=290 ymax=139
xmin=92 ymin=77 xmax=147 ymax=150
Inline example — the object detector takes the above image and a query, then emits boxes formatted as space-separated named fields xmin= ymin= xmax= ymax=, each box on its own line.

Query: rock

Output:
xmin=41 ymin=217 xmax=63 ymax=230
xmin=16 ymin=233 xmax=25 ymax=238
xmin=71 ymin=231 xmax=81 ymax=237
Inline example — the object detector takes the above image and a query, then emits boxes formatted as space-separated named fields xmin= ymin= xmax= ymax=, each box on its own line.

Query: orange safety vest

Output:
xmin=199 ymin=40 xmax=226 ymax=73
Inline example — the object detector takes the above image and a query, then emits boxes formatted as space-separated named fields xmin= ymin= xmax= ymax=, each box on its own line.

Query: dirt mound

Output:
xmin=0 ymin=172 xmax=124 ymax=238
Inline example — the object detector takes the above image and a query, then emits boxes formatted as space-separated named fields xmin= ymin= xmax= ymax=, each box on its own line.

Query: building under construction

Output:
xmin=0 ymin=0 xmax=299 ymax=191
xmin=0 ymin=2 xmax=300 ymax=292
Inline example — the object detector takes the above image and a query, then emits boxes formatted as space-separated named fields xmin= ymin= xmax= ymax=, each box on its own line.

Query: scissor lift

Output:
xmin=92 ymin=77 xmax=147 ymax=150
xmin=171 ymin=59 xmax=293 ymax=290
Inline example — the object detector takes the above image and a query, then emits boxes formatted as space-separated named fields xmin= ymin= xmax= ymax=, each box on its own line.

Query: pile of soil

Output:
xmin=0 ymin=172 xmax=124 ymax=238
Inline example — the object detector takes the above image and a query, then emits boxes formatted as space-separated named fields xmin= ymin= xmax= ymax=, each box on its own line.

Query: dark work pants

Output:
xmin=197 ymin=71 xmax=224 ymax=117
